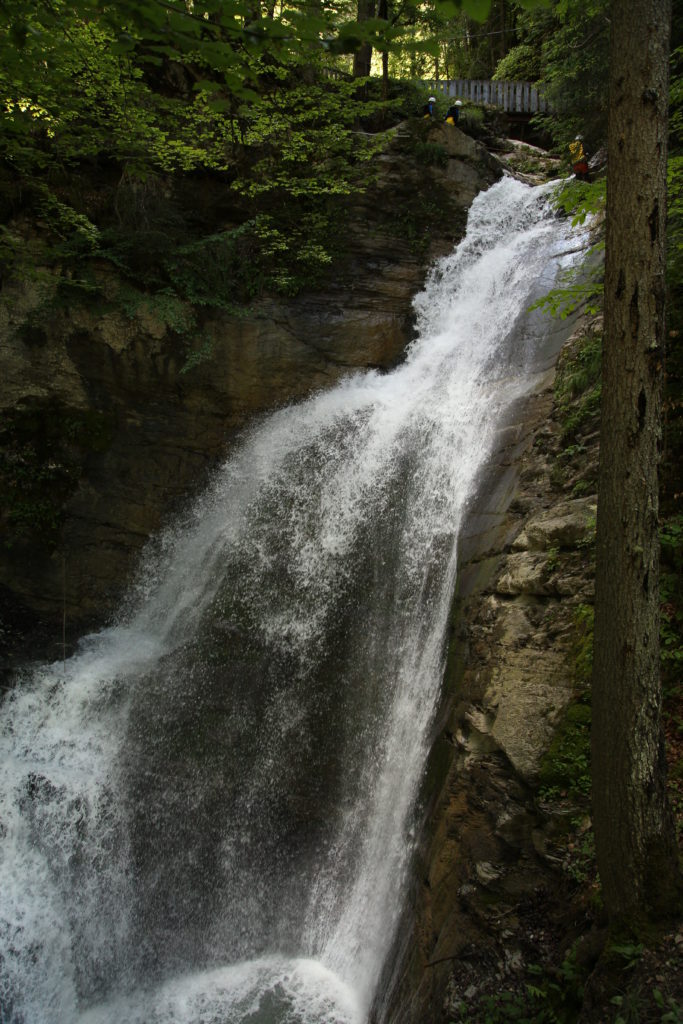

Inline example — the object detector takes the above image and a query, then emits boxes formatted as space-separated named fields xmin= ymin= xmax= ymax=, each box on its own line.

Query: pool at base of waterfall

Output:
xmin=77 ymin=958 xmax=363 ymax=1024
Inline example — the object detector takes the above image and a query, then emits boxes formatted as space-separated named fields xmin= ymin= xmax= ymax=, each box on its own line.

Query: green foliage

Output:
xmin=0 ymin=13 xmax=402 ymax=315
xmin=530 ymin=180 xmax=605 ymax=321
xmin=660 ymin=516 xmax=683 ymax=570
xmin=668 ymin=46 xmax=683 ymax=297
xmin=413 ymin=141 xmax=449 ymax=166
xmin=1 ymin=3 xmax=230 ymax=174
xmin=525 ymin=954 xmax=586 ymax=1023
xmin=666 ymin=49 xmax=683 ymax=517
xmin=613 ymin=951 xmax=683 ymax=1024
xmin=611 ymin=980 xmax=682 ymax=1024
xmin=0 ymin=0 xmax=578 ymax=319
xmin=180 ymin=338 xmax=215 ymax=376
xmin=0 ymin=4 xmax=385 ymax=255
xmin=660 ymin=515 xmax=683 ymax=697
xmin=538 ymin=697 xmax=591 ymax=803
xmin=167 ymin=219 xmax=276 ymax=306
xmin=0 ymin=0 xmax=546 ymax=182
xmin=653 ymin=987 xmax=683 ymax=1024
xmin=571 ymin=478 xmax=590 ymax=497
xmin=166 ymin=211 xmax=337 ymax=304
xmin=469 ymin=989 xmax=536 ymax=1023
xmin=532 ymin=277 xmax=602 ymax=321
xmin=0 ymin=402 xmax=114 ymax=550
xmin=455 ymin=943 xmax=681 ymax=1024
xmin=538 ymin=601 xmax=593 ymax=810
xmin=366 ymin=0 xmax=545 ymax=83
xmin=549 ymin=441 xmax=585 ymax=491
xmin=609 ymin=942 xmax=645 ymax=972
xmin=454 ymin=954 xmax=586 ymax=1024
xmin=113 ymin=285 xmax=196 ymax=335
xmin=521 ymin=0 xmax=610 ymax=153
xmin=459 ymin=103 xmax=486 ymax=130
xmin=668 ymin=155 xmax=683 ymax=301
xmin=553 ymin=330 xmax=602 ymax=442
xmin=492 ymin=44 xmax=541 ymax=82
xmin=234 ymin=70 xmax=387 ymax=199
xmin=545 ymin=545 xmax=560 ymax=572
xmin=552 ymin=178 xmax=606 ymax=227
xmin=573 ymin=603 xmax=594 ymax=687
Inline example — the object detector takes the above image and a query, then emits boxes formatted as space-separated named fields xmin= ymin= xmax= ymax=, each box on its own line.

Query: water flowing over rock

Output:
xmin=0 ymin=124 xmax=501 ymax=636
xmin=0 ymin=177 xmax=592 ymax=1024
xmin=378 ymin=322 xmax=600 ymax=1024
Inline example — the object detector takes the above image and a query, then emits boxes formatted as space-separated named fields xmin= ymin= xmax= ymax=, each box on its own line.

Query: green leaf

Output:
xmin=458 ymin=0 xmax=492 ymax=21
xmin=193 ymin=80 xmax=224 ymax=94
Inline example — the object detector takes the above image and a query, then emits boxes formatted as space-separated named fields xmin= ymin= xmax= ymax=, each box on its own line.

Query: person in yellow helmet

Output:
xmin=569 ymin=134 xmax=589 ymax=180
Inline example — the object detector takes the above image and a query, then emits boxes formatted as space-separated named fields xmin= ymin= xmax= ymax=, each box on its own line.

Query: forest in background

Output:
xmin=1 ymin=1 xmax=682 ymax=1020
xmin=0 ymin=1 xmax=680 ymax=330
xmin=0 ymin=1 xmax=679 ymax=318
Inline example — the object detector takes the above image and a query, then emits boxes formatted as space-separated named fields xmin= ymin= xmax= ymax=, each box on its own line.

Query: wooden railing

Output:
xmin=425 ymin=79 xmax=549 ymax=114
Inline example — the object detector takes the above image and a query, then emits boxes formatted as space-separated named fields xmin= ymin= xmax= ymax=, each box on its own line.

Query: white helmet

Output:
xmin=455 ymin=99 xmax=463 ymax=105
xmin=428 ymin=96 xmax=436 ymax=102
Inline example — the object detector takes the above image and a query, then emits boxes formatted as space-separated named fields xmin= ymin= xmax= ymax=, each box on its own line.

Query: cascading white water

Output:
xmin=0 ymin=177 xmax=589 ymax=1024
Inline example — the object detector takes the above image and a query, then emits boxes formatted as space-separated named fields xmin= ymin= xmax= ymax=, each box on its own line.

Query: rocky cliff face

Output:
xmin=377 ymin=318 xmax=602 ymax=1024
xmin=0 ymin=123 xmax=501 ymax=656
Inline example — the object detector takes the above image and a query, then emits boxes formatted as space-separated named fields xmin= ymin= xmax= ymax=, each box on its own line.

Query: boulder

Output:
xmin=511 ymin=497 xmax=597 ymax=551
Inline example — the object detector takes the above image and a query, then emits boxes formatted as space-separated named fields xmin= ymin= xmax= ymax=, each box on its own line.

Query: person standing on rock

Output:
xmin=422 ymin=95 xmax=437 ymax=118
xmin=445 ymin=100 xmax=462 ymax=126
xmin=569 ymin=135 xmax=589 ymax=180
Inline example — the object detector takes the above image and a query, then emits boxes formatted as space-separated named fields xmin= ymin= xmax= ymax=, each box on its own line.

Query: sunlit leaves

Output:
xmin=0 ymin=0 xmax=554 ymax=185
xmin=451 ymin=0 xmax=490 ymax=21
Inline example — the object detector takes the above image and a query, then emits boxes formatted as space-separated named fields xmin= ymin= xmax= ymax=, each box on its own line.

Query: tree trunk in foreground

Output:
xmin=377 ymin=0 xmax=389 ymax=99
xmin=592 ymin=0 xmax=682 ymax=928
xmin=353 ymin=0 xmax=375 ymax=78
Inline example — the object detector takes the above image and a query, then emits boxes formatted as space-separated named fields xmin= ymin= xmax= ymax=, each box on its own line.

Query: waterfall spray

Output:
xmin=0 ymin=177 xmax=589 ymax=1024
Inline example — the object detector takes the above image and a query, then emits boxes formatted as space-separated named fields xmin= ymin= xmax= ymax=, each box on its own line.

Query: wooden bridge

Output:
xmin=425 ymin=79 xmax=549 ymax=114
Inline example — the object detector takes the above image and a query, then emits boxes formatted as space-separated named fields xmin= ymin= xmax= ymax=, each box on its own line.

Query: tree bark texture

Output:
xmin=377 ymin=0 xmax=389 ymax=99
xmin=593 ymin=0 xmax=681 ymax=926
xmin=353 ymin=0 xmax=375 ymax=78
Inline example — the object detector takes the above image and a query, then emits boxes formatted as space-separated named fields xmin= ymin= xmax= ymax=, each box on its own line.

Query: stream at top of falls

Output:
xmin=0 ymin=176 xmax=591 ymax=1024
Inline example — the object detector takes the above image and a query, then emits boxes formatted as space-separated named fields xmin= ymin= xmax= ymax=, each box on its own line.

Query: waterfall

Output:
xmin=0 ymin=177 xmax=588 ymax=1024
